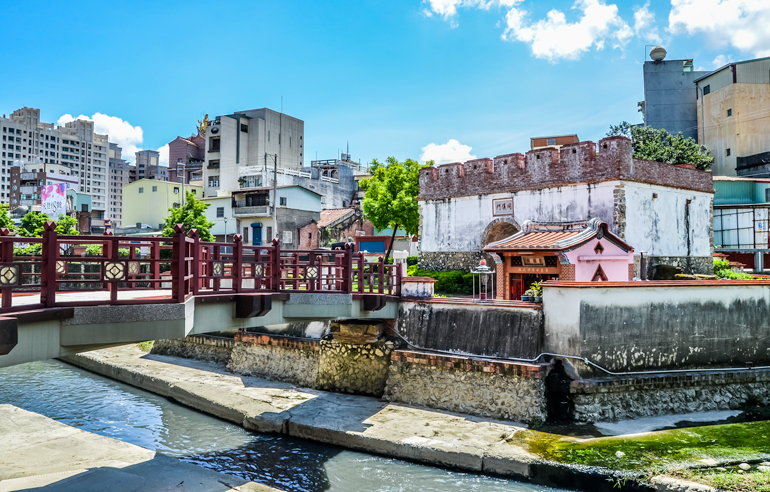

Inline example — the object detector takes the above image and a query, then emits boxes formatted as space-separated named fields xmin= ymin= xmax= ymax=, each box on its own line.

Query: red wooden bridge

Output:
xmin=0 ymin=221 xmax=402 ymax=314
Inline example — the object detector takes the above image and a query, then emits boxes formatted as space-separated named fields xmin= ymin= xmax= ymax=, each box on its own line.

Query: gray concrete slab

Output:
xmin=0 ymin=404 xmax=281 ymax=492
xmin=63 ymin=346 xmax=541 ymax=479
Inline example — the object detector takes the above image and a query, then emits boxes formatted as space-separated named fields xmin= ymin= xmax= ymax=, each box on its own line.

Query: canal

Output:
xmin=0 ymin=360 xmax=570 ymax=492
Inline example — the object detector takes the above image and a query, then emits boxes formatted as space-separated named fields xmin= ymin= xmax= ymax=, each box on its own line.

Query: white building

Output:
xmin=418 ymin=137 xmax=715 ymax=276
xmin=1 ymin=107 xmax=109 ymax=228
xmin=203 ymin=108 xmax=304 ymax=198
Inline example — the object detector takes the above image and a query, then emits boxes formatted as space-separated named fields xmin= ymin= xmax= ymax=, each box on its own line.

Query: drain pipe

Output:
xmin=389 ymin=330 xmax=770 ymax=377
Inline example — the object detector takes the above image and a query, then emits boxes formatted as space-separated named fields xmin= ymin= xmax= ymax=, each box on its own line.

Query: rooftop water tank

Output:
xmin=650 ymin=46 xmax=667 ymax=61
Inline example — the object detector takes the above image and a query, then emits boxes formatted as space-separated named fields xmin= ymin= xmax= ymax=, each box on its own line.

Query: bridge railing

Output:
xmin=0 ymin=221 xmax=400 ymax=313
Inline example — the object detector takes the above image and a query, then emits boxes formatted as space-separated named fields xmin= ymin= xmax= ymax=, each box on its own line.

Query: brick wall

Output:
xmin=298 ymin=222 xmax=319 ymax=249
xmin=419 ymin=136 xmax=714 ymax=201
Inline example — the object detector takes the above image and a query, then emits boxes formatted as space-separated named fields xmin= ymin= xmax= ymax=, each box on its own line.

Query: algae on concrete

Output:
xmin=513 ymin=421 xmax=770 ymax=479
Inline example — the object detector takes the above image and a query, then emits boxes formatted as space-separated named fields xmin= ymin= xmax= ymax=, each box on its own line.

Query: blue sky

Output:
xmin=1 ymin=0 xmax=767 ymax=165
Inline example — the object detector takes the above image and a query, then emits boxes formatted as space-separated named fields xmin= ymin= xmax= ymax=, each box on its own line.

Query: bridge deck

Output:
xmin=6 ymin=290 xmax=176 ymax=309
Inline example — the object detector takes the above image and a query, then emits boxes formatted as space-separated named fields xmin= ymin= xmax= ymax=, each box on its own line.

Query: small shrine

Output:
xmin=483 ymin=218 xmax=634 ymax=301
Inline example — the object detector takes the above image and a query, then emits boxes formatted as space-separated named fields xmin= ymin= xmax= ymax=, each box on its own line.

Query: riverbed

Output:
xmin=0 ymin=360 xmax=569 ymax=492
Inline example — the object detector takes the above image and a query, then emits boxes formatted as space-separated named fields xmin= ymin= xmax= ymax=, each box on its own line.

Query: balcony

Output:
xmin=232 ymin=206 xmax=269 ymax=217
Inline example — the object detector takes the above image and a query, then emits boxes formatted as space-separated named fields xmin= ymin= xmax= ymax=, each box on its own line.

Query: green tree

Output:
xmin=18 ymin=211 xmax=79 ymax=237
xmin=607 ymin=122 xmax=713 ymax=171
xmin=0 ymin=203 xmax=15 ymax=233
xmin=161 ymin=191 xmax=215 ymax=242
xmin=359 ymin=157 xmax=432 ymax=261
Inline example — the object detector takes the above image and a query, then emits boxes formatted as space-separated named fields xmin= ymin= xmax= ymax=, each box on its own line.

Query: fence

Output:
xmin=0 ymin=221 xmax=401 ymax=313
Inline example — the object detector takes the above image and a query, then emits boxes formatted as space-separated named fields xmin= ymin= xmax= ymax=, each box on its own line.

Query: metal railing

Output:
xmin=0 ymin=221 xmax=401 ymax=313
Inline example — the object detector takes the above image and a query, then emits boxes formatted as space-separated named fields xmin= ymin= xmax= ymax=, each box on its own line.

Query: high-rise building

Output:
xmin=135 ymin=149 xmax=167 ymax=182
xmin=0 ymin=107 xmax=109 ymax=228
xmin=9 ymin=162 xmax=79 ymax=210
xmin=108 ymin=143 xmax=132 ymax=228
xmin=203 ymin=108 xmax=304 ymax=197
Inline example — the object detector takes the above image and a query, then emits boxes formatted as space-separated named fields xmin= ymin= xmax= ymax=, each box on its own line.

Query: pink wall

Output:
xmin=565 ymin=239 xmax=633 ymax=282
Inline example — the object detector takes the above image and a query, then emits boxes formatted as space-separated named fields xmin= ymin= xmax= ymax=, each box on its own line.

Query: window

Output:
xmin=268 ymin=131 xmax=270 ymax=142
xmin=240 ymin=123 xmax=248 ymax=133
xmin=173 ymin=187 xmax=179 ymax=194
xmin=152 ymin=185 xmax=158 ymax=192
xmin=216 ymin=207 xmax=224 ymax=218
xmin=726 ymin=148 xmax=731 ymax=156
xmin=727 ymin=109 xmax=732 ymax=117
xmin=139 ymin=187 xmax=144 ymax=193
xmin=547 ymin=138 xmax=556 ymax=146
xmin=208 ymin=176 xmax=220 ymax=188
xmin=243 ymin=227 xmax=249 ymax=243
xmin=282 ymin=230 xmax=292 ymax=244
xmin=703 ymin=84 xmax=710 ymax=95
xmin=279 ymin=196 xmax=287 ymax=206
xmin=209 ymin=137 xmax=220 ymax=152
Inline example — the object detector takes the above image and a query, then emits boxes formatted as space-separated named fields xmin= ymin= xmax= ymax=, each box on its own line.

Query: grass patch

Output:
xmin=513 ymin=421 xmax=770 ymax=474
xmin=136 ymin=340 xmax=154 ymax=352
xmin=673 ymin=468 xmax=770 ymax=491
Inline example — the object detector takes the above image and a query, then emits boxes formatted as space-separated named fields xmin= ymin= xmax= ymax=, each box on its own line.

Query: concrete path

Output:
xmin=63 ymin=345 xmax=540 ymax=478
xmin=9 ymin=289 xmax=174 ymax=308
xmin=0 ymin=404 xmax=280 ymax=492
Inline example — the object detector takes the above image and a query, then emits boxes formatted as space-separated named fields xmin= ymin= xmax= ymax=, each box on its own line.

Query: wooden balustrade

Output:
xmin=0 ymin=222 xmax=401 ymax=313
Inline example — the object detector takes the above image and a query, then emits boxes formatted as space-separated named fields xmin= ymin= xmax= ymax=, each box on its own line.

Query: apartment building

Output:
xmin=122 ymin=179 xmax=203 ymax=230
xmin=1 ymin=107 xmax=108 ymax=228
xmin=135 ymin=150 xmax=168 ymax=181
xmin=108 ymin=143 xmax=131 ymax=228
xmin=168 ymin=134 xmax=205 ymax=184
xmin=695 ymin=56 xmax=770 ymax=177
xmin=9 ymin=162 xmax=78 ymax=210
xmin=203 ymin=108 xmax=304 ymax=197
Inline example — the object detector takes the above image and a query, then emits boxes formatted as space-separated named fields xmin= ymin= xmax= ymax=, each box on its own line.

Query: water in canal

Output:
xmin=0 ymin=360 xmax=569 ymax=492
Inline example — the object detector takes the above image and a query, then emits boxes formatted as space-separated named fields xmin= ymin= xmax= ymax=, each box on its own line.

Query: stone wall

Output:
xmin=227 ymin=334 xmax=321 ymax=388
xmin=634 ymin=255 xmax=714 ymax=277
xmin=384 ymin=350 xmax=549 ymax=425
xmin=317 ymin=339 xmax=394 ymax=396
xmin=569 ymin=369 xmax=770 ymax=422
xmin=418 ymin=137 xmax=713 ymax=201
xmin=152 ymin=335 xmax=234 ymax=365
xmin=418 ymin=251 xmax=486 ymax=272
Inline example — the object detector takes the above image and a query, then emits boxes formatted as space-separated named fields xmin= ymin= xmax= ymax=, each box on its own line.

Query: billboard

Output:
xmin=41 ymin=183 xmax=67 ymax=218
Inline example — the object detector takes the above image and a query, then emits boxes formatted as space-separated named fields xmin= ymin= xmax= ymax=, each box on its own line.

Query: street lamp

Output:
xmin=223 ymin=216 xmax=228 ymax=242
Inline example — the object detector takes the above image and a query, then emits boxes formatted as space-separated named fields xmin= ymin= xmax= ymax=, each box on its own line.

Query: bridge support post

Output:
xmin=272 ymin=238 xmax=281 ymax=292
xmin=171 ymin=224 xmax=186 ymax=303
xmin=233 ymin=234 xmax=243 ymax=293
xmin=344 ymin=243 xmax=354 ymax=293
xmin=40 ymin=221 xmax=58 ymax=309
xmin=0 ymin=228 xmax=13 ymax=309
xmin=189 ymin=229 xmax=200 ymax=295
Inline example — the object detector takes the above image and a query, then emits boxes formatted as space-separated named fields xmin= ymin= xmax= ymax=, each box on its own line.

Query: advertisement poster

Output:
xmin=41 ymin=183 xmax=67 ymax=218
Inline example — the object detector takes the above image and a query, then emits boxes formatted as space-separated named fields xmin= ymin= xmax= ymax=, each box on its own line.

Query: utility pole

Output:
xmin=266 ymin=152 xmax=278 ymax=243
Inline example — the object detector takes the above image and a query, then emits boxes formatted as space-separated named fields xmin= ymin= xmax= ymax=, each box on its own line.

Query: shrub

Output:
xmin=714 ymin=258 xmax=754 ymax=280
xmin=408 ymin=268 xmax=479 ymax=295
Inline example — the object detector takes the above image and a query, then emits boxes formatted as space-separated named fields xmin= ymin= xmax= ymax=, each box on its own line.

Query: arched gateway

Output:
xmin=480 ymin=217 xmax=520 ymax=248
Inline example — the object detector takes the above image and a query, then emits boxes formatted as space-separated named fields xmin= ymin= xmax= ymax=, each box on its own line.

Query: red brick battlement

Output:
xmin=418 ymin=136 xmax=714 ymax=200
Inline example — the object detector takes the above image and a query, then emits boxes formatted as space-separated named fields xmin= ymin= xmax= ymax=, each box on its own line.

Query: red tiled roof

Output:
xmin=491 ymin=231 xmax=582 ymax=249
xmin=317 ymin=208 xmax=355 ymax=227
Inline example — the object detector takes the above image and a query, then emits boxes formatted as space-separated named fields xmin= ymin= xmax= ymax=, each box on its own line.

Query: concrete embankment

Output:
xmin=62 ymin=345 xmax=726 ymax=492
xmin=0 ymin=404 xmax=280 ymax=492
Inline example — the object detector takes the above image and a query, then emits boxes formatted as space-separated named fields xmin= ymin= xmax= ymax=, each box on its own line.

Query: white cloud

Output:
xmin=423 ymin=0 xmax=520 ymax=26
xmin=56 ymin=112 xmax=166 ymax=165
xmin=711 ymin=54 xmax=733 ymax=68
xmin=420 ymin=139 xmax=477 ymax=164
xmin=502 ymin=0 xmax=632 ymax=62
xmin=633 ymin=2 xmax=661 ymax=43
xmin=669 ymin=0 xmax=770 ymax=57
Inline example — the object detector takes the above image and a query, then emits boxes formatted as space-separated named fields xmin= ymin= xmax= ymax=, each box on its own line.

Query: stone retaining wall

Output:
xmin=383 ymin=350 xmax=550 ymax=425
xmin=317 ymin=340 xmax=394 ymax=396
xmin=570 ymin=369 xmax=770 ymax=422
xmin=228 ymin=334 xmax=321 ymax=388
xmin=152 ymin=336 xmax=234 ymax=365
